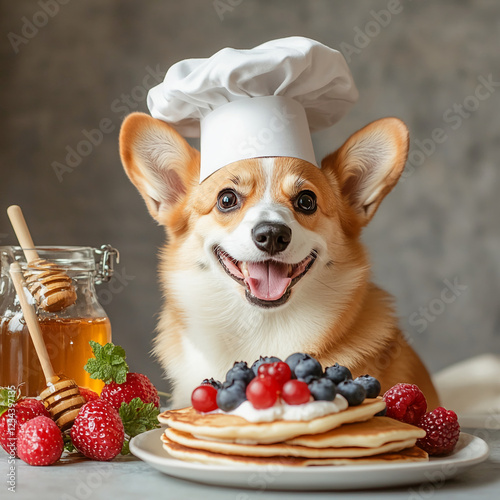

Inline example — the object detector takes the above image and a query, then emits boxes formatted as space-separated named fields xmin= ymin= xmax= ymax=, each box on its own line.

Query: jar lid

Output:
xmin=0 ymin=245 xmax=119 ymax=282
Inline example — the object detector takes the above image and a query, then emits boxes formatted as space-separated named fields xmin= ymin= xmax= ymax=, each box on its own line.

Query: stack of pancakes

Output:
xmin=159 ymin=398 xmax=428 ymax=466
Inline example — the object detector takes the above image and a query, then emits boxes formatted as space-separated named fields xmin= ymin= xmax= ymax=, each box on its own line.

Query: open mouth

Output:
xmin=214 ymin=247 xmax=317 ymax=308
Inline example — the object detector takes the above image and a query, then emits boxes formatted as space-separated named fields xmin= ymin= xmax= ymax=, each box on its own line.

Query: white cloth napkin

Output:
xmin=433 ymin=354 xmax=500 ymax=428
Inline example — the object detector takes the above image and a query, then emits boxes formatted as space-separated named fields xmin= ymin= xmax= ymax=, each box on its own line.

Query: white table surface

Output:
xmin=2 ymin=427 xmax=499 ymax=500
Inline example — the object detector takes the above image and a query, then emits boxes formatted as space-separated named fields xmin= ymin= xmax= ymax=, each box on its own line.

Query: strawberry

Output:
xmin=84 ymin=341 xmax=159 ymax=409
xmin=71 ymin=399 xmax=124 ymax=461
xmin=17 ymin=416 xmax=63 ymax=466
xmin=101 ymin=373 xmax=160 ymax=409
xmin=78 ymin=387 xmax=99 ymax=403
xmin=77 ymin=341 xmax=161 ymax=456
xmin=0 ymin=387 xmax=50 ymax=457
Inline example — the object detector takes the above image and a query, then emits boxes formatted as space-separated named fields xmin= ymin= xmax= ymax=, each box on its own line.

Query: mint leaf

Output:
xmin=84 ymin=341 xmax=129 ymax=384
xmin=90 ymin=340 xmax=102 ymax=359
xmin=63 ymin=433 xmax=76 ymax=453
xmin=119 ymin=397 xmax=160 ymax=438
xmin=0 ymin=386 xmax=21 ymax=417
xmin=114 ymin=365 xmax=128 ymax=385
xmin=121 ymin=438 xmax=130 ymax=455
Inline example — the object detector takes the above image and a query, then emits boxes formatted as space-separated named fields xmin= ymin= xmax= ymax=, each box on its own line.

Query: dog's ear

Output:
xmin=322 ymin=117 xmax=409 ymax=226
xmin=119 ymin=112 xmax=199 ymax=223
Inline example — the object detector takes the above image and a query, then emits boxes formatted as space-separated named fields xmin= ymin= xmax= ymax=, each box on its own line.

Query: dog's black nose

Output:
xmin=252 ymin=222 xmax=292 ymax=255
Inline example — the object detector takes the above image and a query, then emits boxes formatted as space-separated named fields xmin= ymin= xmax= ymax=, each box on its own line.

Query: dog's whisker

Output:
xmin=312 ymin=277 xmax=339 ymax=293
xmin=312 ymin=250 xmax=352 ymax=267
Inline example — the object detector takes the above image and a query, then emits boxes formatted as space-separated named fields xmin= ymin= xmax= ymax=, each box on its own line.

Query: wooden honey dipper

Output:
xmin=7 ymin=205 xmax=77 ymax=312
xmin=9 ymin=262 xmax=86 ymax=431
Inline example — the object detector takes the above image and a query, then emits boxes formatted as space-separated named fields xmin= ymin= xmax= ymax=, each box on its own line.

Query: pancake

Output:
xmin=286 ymin=416 xmax=426 ymax=448
xmin=163 ymin=427 xmax=418 ymax=458
xmin=161 ymin=435 xmax=429 ymax=466
xmin=159 ymin=398 xmax=386 ymax=444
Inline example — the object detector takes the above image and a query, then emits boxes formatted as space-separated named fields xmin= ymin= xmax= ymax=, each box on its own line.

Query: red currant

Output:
xmin=282 ymin=380 xmax=311 ymax=405
xmin=258 ymin=361 xmax=292 ymax=387
xmin=246 ymin=375 xmax=280 ymax=409
xmin=191 ymin=385 xmax=219 ymax=412
xmin=257 ymin=364 xmax=271 ymax=377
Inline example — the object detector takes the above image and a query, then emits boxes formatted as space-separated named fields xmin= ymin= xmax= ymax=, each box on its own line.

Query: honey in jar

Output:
xmin=0 ymin=246 xmax=118 ymax=397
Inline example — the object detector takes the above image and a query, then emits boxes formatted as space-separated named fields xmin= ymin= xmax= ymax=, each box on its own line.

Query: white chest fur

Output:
xmin=167 ymin=260 xmax=355 ymax=407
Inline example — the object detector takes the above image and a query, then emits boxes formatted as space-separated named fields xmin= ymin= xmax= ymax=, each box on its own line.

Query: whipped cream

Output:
xmin=207 ymin=394 xmax=348 ymax=423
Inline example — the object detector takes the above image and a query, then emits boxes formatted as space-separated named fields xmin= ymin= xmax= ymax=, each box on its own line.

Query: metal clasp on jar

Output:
xmin=94 ymin=245 xmax=120 ymax=284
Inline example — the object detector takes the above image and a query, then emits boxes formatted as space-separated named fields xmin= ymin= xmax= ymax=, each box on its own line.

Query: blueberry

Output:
xmin=336 ymin=380 xmax=366 ymax=406
xmin=202 ymin=378 xmax=222 ymax=390
xmin=225 ymin=361 xmax=255 ymax=386
xmin=221 ymin=379 xmax=247 ymax=390
xmin=308 ymin=378 xmax=337 ymax=401
xmin=375 ymin=407 xmax=387 ymax=417
xmin=251 ymin=356 xmax=281 ymax=375
xmin=294 ymin=357 xmax=323 ymax=381
xmin=354 ymin=375 xmax=381 ymax=398
xmin=285 ymin=353 xmax=310 ymax=377
xmin=324 ymin=363 xmax=352 ymax=385
xmin=216 ymin=379 xmax=247 ymax=411
xmin=299 ymin=374 xmax=320 ymax=384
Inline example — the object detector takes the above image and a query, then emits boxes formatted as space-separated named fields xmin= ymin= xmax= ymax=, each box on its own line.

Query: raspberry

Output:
xmin=78 ymin=387 xmax=99 ymax=403
xmin=417 ymin=407 xmax=460 ymax=456
xmin=16 ymin=416 xmax=63 ymax=466
xmin=383 ymin=383 xmax=427 ymax=424
xmin=101 ymin=372 xmax=160 ymax=410
xmin=0 ymin=396 xmax=50 ymax=457
xmin=71 ymin=400 xmax=124 ymax=461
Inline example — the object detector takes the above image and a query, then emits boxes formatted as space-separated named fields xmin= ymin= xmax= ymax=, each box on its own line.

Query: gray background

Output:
xmin=1 ymin=0 xmax=499 ymax=393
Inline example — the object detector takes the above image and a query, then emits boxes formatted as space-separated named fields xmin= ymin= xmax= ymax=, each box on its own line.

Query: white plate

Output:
xmin=130 ymin=429 xmax=489 ymax=491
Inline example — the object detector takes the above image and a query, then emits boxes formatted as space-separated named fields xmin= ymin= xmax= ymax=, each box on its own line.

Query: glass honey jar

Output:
xmin=0 ymin=245 xmax=119 ymax=397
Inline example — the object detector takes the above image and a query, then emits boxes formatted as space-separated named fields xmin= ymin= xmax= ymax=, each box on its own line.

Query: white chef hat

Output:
xmin=147 ymin=36 xmax=358 ymax=182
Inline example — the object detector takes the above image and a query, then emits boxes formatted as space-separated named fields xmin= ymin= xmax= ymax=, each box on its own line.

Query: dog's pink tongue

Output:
xmin=245 ymin=261 xmax=291 ymax=301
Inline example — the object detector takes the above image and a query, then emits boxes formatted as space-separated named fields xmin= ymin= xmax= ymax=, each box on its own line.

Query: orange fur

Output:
xmin=120 ymin=112 xmax=440 ymax=409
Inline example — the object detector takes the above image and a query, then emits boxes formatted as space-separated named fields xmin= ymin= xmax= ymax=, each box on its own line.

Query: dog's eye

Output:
xmin=217 ymin=189 xmax=240 ymax=212
xmin=294 ymin=190 xmax=317 ymax=214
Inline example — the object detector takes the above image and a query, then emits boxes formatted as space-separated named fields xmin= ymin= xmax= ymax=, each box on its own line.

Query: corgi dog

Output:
xmin=119 ymin=112 xmax=440 ymax=409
